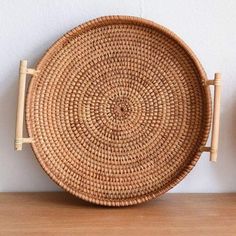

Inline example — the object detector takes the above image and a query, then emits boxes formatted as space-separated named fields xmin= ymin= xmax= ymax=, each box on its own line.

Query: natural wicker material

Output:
xmin=26 ymin=16 xmax=212 ymax=206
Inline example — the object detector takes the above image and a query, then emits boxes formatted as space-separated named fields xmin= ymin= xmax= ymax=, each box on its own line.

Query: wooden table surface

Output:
xmin=0 ymin=193 xmax=235 ymax=236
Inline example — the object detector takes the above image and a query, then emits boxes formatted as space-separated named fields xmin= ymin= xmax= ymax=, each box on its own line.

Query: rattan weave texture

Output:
xmin=26 ymin=16 xmax=211 ymax=206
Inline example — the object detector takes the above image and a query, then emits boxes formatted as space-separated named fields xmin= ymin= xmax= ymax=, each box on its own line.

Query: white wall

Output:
xmin=1 ymin=0 xmax=236 ymax=192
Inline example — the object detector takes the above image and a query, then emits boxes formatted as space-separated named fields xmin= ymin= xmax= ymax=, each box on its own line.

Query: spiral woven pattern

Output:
xmin=26 ymin=16 xmax=211 ymax=206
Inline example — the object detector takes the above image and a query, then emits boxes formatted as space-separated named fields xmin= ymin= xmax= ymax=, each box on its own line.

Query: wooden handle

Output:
xmin=210 ymin=73 xmax=221 ymax=162
xmin=15 ymin=60 xmax=36 ymax=150
xmin=201 ymin=73 xmax=221 ymax=161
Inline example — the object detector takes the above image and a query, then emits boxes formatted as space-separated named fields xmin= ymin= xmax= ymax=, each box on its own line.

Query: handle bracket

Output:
xmin=15 ymin=60 xmax=39 ymax=151
xmin=201 ymin=73 xmax=221 ymax=162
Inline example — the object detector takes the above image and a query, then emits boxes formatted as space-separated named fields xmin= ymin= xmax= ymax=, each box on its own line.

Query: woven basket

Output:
xmin=15 ymin=16 xmax=221 ymax=206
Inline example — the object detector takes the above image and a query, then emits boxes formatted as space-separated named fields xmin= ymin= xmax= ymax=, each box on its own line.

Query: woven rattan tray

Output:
xmin=15 ymin=16 xmax=221 ymax=206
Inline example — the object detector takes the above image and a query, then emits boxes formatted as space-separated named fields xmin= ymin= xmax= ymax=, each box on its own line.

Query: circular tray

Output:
xmin=26 ymin=16 xmax=211 ymax=206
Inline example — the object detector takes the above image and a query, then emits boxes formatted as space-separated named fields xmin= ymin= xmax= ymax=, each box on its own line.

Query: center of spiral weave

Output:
xmin=111 ymin=98 xmax=131 ymax=120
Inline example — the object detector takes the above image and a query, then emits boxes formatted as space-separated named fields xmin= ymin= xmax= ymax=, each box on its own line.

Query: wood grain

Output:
xmin=0 ymin=193 xmax=235 ymax=236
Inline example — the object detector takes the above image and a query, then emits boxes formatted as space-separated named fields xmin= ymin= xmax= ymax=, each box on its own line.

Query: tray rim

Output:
xmin=26 ymin=15 xmax=212 ymax=206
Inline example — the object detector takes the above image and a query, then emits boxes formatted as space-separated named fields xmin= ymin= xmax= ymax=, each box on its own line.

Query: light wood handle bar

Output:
xmin=201 ymin=73 xmax=221 ymax=162
xmin=15 ymin=60 xmax=38 ymax=151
